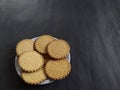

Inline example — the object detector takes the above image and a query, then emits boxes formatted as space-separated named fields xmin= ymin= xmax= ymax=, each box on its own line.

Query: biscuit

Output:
xmin=16 ymin=39 xmax=34 ymax=56
xmin=43 ymin=54 xmax=52 ymax=64
xmin=47 ymin=39 xmax=70 ymax=59
xmin=22 ymin=68 xmax=47 ymax=85
xmin=18 ymin=51 xmax=44 ymax=72
xmin=35 ymin=35 xmax=55 ymax=54
xmin=45 ymin=59 xmax=71 ymax=80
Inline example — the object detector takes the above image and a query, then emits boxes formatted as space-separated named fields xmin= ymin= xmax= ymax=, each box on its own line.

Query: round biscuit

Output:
xmin=22 ymin=68 xmax=47 ymax=85
xmin=18 ymin=51 xmax=44 ymax=72
xmin=16 ymin=39 xmax=34 ymax=56
xmin=45 ymin=59 xmax=71 ymax=80
xmin=34 ymin=35 xmax=54 ymax=54
xmin=47 ymin=39 xmax=70 ymax=59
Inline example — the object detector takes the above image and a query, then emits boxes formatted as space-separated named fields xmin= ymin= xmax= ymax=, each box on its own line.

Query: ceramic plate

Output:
xmin=15 ymin=37 xmax=71 ymax=85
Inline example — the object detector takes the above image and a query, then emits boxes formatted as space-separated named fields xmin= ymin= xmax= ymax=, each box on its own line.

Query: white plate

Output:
xmin=15 ymin=37 xmax=71 ymax=85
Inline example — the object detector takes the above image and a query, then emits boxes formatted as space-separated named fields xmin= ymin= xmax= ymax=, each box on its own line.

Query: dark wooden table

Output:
xmin=1 ymin=0 xmax=120 ymax=90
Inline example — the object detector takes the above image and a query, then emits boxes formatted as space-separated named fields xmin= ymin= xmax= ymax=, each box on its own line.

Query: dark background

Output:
xmin=0 ymin=0 xmax=120 ymax=90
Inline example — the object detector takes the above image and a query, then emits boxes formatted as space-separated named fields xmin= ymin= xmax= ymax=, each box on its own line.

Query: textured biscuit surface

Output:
xmin=47 ymin=39 xmax=70 ymax=59
xmin=16 ymin=39 xmax=34 ymax=56
xmin=35 ymin=35 xmax=54 ymax=54
xmin=22 ymin=69 xmax=47 ymax=85
xmin=45 ymin=59 xmax=71 ymax=80
xmin=18 ymin=51 xmax=44 ymax=72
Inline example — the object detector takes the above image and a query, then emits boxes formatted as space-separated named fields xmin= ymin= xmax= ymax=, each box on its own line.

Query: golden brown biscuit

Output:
xmin=22 ymin=68 xmax=47 ymax=85
xmin=45 ymin=59 xmax=71 ymax=80
xmin=18 ymin=51 xmax=44 ymax=72
xmin=34 ymin=35 xmax=55 ymax=54
xmin=47 ymin=39 xmax=70 ymax=59
xmin=16 ymin=39 xmax=34 ymax=56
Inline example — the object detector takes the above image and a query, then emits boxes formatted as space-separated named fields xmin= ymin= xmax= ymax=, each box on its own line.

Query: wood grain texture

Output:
xmin=0 ymin=0 xmax=120 ymax=90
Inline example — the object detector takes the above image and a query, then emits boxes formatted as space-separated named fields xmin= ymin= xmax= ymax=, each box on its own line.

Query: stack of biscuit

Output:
xmin=16 ymin=35 xmax=71 ymax=85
